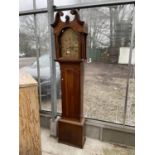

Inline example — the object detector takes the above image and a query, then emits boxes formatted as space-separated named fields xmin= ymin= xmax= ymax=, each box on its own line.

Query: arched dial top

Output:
xmin=52 ymin=9 xmax=87 ymax=60
xmin=60 ymin=28 xmax=79 ymax=59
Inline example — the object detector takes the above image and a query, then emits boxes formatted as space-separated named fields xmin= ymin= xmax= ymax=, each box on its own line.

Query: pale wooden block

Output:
xmin=19 ymin=70 xmax=41 ymax=155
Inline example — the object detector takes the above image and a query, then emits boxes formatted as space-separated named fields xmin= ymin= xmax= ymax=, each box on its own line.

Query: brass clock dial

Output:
xmin=60 ymin=28 xmax=79 ymax=59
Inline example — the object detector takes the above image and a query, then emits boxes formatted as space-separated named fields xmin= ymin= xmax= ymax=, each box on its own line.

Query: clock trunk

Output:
xmin=60 ymin=61 xmax=84 ymax=121
xmin=57 ymin=60 xmax=85 ymax=148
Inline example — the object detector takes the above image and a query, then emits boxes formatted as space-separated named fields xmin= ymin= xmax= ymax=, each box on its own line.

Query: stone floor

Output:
xmin=41 ymin=128 xmax=135 ymax=155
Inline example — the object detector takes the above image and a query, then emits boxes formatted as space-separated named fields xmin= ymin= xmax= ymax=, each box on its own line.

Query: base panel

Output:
xmin=58 ymin=118 xmax=85 ymax=148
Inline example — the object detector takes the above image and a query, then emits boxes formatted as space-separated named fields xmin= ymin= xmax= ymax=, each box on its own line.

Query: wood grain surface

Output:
xmin=52 ymin=9 xmax=87 ymax=148
xmin=19 ymin=71 xmax=41 ymax=155
xmin=19 ymin=69 xmax=37 ymax=88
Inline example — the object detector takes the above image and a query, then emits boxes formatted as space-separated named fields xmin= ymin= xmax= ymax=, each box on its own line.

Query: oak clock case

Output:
xmin=52 ymin=10 xmax=87 ymax=148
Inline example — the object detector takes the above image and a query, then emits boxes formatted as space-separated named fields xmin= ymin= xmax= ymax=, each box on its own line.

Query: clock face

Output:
xmin=60 ymin=28 xmax=79 ymax=59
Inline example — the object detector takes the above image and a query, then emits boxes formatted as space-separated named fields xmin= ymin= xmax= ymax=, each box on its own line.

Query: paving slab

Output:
xmin=41 ymin=128 xmax=134 ymax=155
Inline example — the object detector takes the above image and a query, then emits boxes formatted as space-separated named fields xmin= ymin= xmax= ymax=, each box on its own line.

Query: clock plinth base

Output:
xmin=58 ymin=118 xmax=85 ymax=148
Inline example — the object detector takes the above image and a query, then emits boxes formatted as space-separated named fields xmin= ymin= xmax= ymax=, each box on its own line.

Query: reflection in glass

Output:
xmin=126 ymin=50 xmax=135 ymax=126
xmin=35 ymin=14 xmax=50 ymax=111
xmin=19 ymin=15 xmax=36 ymax=68
xmin=36 ymin=0 xmax=47 ymax=9
xmin=78 ymin=5 xmax=135 ymax=125
xmin=36 ymin=14 xmax=49 ymax=56
xmin=84 ymin=63 xmax=128 ymax=124
xmin=54 ymin=0 xmax=79 ymax=6
xmin=19 ymin=0 xmax=33 ymax=11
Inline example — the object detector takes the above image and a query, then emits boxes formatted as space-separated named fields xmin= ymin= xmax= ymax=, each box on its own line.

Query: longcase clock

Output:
xmin=52 ymin=10 xmax=87 ymax=148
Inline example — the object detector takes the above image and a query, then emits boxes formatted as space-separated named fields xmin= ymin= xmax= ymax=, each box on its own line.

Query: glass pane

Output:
xmin=36 ymin=0 xmax=47 ymax=9
xmin=35 ymin=13 xmax=51 ymax=111
xmin=19 ymin=0 xmax=33 ymax=11
xmin=36 ymin=14 xmax=49 ymax=56
xmin=54 ymin=0 xmax=79 ymax=6
xmin=19 ymin=15 xmax=36 ymax=69
xmin=57 ymin=66 xmax=61 ymax=114
xmin=54 ymin=0 xmax=113 ymax=6
xmin=125 ymin=49 xmax=135 ymax=126
xmin=79 ymin=4 xmax=134 ymax=124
